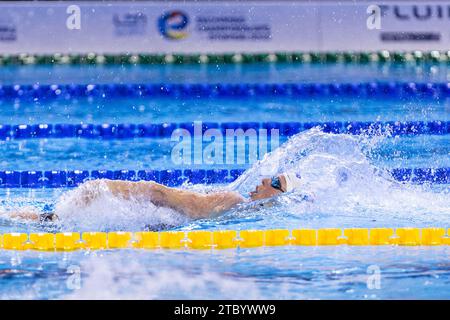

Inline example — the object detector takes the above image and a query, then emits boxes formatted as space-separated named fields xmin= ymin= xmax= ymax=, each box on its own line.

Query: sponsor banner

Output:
xmin=0 ymin=1 xmax=449 ymax=54
xmin=320 ymin=3 xmax=450 ymax=51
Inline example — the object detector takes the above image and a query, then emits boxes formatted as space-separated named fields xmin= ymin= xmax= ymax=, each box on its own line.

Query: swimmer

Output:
xmin=8 ymin=170 xmax=304 ymax=223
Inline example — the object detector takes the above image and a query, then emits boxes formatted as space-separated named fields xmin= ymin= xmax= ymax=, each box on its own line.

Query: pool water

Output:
xmin=0 ymin=63 xmax=448 ymax=299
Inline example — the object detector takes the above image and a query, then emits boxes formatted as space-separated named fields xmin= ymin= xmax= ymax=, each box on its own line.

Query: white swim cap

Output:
xmin=282 ymin=170 xmax=302 ymax=192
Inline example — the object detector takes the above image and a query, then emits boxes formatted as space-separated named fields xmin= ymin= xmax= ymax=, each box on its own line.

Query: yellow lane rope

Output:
xmin=1 ymin=228 xmax=449 ymax=251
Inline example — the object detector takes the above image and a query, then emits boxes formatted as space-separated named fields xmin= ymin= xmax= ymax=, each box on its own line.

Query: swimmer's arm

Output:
xmin=105 ymin=180 xmax=244 ymax=219
xmin=7 ymin=211 xmax=39 ymax=221
xmin=5 ymin=210 xmax=57 ymax=222
xmin=150 ymin=184 xmax=245 ymax=218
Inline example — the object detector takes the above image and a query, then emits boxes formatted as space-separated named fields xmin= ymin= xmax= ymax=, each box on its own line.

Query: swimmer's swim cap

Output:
xmin=282 ymin=171 xmax=302 ymax=192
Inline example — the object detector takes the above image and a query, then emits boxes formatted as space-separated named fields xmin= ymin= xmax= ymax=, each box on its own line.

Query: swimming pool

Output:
xmin=0 ymin=60 xmax=449 ymax=299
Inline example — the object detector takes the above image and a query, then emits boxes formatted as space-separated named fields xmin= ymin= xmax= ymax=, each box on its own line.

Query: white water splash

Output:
xmin=54 ymin=180 xmax=188 ymax=231
xmin=229 ymin=128 xmax=450 ymax=224
xmin=63 ymin=253 xmax=263 ymax=300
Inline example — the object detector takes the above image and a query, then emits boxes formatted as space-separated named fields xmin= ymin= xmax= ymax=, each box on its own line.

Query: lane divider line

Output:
xmin=0 ymin=121 xmax=449 ymax=140
xmin=1 ymin=228 xmax=449 ymax=251
xmin=0 ymin=167 xmax=448 ymax=188
xmin=0 ymin=51 xmax=448 ymax=65
xmin=2 ymin=82 xmax=450 ymax=100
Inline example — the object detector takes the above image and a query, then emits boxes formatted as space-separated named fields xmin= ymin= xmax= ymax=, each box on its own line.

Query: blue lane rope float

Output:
xmin=2 ymin=82 xmax=450 ymax=100
xmin=0 ymin=168 xmax=448 ymax=188
xmin=1 ymin=228 xmax=450 ymax=251
xmin=1 ymin=121 xmax=449 ymax=140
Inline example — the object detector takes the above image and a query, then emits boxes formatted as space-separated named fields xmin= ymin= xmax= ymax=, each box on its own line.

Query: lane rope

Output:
xmin=0 ymin=51 xmax=449 ymax=66
xmin=0 ymin=167 xmax=448 ymax=188
xmin=2 ymin=82 xmax=450 ymax=99
xmin=1 ymin=228 xmax=449 ymax=251
xmin=1 ymin=121 xmax=449 ymax=140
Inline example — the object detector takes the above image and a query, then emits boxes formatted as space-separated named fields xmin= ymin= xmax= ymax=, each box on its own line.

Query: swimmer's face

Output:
xmin=249 ymin=176 xmax=287 ymax=201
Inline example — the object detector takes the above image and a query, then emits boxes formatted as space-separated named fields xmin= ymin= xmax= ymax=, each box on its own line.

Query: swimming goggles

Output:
xmin=39 ymin=213 xmax=58 ymax=223
xmin=271 ymin=176 xmax=284 ymax=192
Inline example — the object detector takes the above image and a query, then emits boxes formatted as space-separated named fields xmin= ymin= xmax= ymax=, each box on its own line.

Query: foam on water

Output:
xmin=63 ymin=253 xmax=264 ymax=300
xmin=229 ymin=128 xmax=450 ymax=225
xmin=54 ymin=180 xmax=189 ymax=231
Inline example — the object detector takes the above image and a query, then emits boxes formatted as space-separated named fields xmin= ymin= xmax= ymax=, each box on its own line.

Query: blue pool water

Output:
xmin=0 ymin=63 xmax=449 ymax=299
